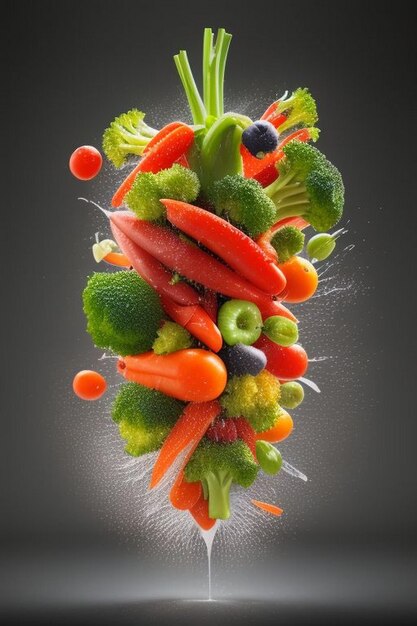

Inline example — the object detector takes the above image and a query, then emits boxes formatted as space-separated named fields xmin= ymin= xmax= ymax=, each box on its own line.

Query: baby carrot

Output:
xmin=251 ymin=500 xmax=283 ymax=517
xmin=169 ymin=471 xmax=202 ymax=510
xmin=150 ymin=400 xmax=221 ymax=488
xmin=103 ymin=251 xmax=131 ymax=267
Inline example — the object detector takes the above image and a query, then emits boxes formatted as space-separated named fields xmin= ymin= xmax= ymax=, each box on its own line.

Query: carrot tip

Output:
xmin=251 ymin=499 xmax=284 ymax=516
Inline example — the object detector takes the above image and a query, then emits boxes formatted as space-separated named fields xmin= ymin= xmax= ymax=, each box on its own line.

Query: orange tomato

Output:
xmin=256 ymin=410 xmax=293 ymax=443
xmin=278 ymin=256 xmax=318 ymax=303
xmin=73 ymin=370 xmax=107 ymax=400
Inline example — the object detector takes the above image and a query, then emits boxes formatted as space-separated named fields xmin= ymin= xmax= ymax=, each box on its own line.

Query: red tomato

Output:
xmin=254 ymin=335 xmax=308 ymax=380
xmin=69 ymin=145 xmax=102 ymax=180
xmin=278 ymin=256 xmax=318 ymax=303
xmin=73 ymin=370 xmax=107 ymax=400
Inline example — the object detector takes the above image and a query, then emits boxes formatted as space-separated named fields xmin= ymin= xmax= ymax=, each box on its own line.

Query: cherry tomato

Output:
xmin=69 ymin=145 xmax=102 ymax=180
xmin=256 ymin=410 xmax=294 ymax=443
xmin=254 ymin=335 xmax=308 ymax=380
xmin=73 ymin=370 xmax=107 ymax=400
xmin=278 ymin=256 xmax=318 ymax=303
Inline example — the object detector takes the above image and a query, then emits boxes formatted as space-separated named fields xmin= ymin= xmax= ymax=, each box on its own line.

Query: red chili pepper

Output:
xmin=143 ymin=121 xmax=184 ymax=154
xmin=110 ymin=212 xmax=277 ymax=307
xmin=111 ymin=123 xmax=194 ymax=207
xmin=162 ymin=199 xmax=286 ymax=296
xmin=255 ymin=218 xmax=309 ymax=262
xmin=200 ymin=289 xmax=218 ymax=323
xmin=160 ymin=295 xmax=223 ymax=353
xmin=110 ymin=222 xmax=199 ymax=306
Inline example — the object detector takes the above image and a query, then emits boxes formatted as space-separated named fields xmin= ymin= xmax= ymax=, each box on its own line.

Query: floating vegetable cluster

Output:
xmin=71 ymin=28 xmax=345 ymax=529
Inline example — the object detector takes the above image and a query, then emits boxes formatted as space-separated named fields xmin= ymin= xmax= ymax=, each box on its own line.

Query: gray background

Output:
xmin=1 ymin=0 xmax=416 ymax=624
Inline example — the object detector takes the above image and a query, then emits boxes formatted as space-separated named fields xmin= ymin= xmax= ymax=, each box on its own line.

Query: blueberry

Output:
xmin=219 ymin=343 xmax=267 ymax=377
xmin=242 ymin=120 xmax=279 ymax=158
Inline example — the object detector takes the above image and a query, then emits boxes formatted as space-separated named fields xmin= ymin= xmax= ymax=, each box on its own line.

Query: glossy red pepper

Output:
xmin=110 ymin=211 xmax=277 ymax=307
xmin=111 ymin=123 xmax=194 ymax=207
xmin=111 ymin=222 xmax=199 ymax=305
xmin=160 ymin=295 xmax=223 ymax=353
xmin=162 ymin=199 xmax=287 ymax=296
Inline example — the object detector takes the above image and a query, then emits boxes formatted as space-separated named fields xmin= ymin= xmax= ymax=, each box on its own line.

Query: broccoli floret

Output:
xmin=125 ymin=165 xmax=200 ymax=221
xmin=184 ymin=439 xmax=259 ymax=519
xmin=152 ymin=321 xmax=193 ymax=354
xmin=273 ymin=88 xmax=318 ymax=134
xmin=270 ymin=226 xmax=305 ymax=263
xmin=265 ymin=141 xmax=344 ymax=232
xmin=208 ymin=175 xmax=277 ymax=238
xmin=102 ymin=109 xmax=157 ymax=168
xmin=112 ymin=382 xmax=184 ymax=456
xmin=83 ymin=271 xmax=163 ymax=356
xmin=220 ymin=370 xmax=281 ymax=432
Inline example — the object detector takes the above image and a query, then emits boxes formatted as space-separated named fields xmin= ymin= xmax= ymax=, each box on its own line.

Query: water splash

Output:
xmin=200 ymin=522 xmax=220 ymax=599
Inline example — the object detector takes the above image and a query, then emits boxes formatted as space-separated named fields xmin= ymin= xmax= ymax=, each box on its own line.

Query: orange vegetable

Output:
xmin=111 ymin=123 xmax=194 ymax=207
xmin=251 ymin=499 xmax=283 ymax=517
xmin=256 ymin=410 xmax=293 ymax=443
xmin=103 ymin=251 xmax=130 ymax=267
xmin=118 ymin=349 xmax=227 ymax=402
xmin=150 ymin=400 xmax=221 ymax=488
xmin=189 ymin=493 xmax=216 ymax=530
xmin=161 ymin=296 xmax=223 ymax=353
xmin=169 ymin=471 xmax=201 ymax=510
xmin=255 ymin=218 xmax=309 ymax=262
xmin=72 ymin=370 xmax=107 ymax=400
xmin=278 ymin=256 xmax=318 ymax=303
xmin=143 ymin=121 xmax=183 ymax=154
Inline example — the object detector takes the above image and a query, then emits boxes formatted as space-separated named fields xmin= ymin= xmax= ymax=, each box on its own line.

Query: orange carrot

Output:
xmin=118 ymin=350 xmax=227 ymax=402
xmin=256 ymin=410 xmax=293 ymax=443
xmin=111 ymin=124 xmax=194 ymax=207
xmin=251 ymin=499 xmax=283 ymax=516
xmin=150 ymin=400 xmax=221 ymax=488
xmin=169 ymin=471 xmax=201 ymax=510
xmin=143 ymin=121 xmax=183 ymax=154
xmin=103 ymin=251 xmax=131 ymax=267
xmin=189 ymin=493 xmax=216 ymax=530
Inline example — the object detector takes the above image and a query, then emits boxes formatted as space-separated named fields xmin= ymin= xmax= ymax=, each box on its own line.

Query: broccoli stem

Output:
xmin=203 ymin=28 xmax=214 ymax=111
xmin=174 ymin=51 xmax=206 ymax=125
xmin=204 ymin=470 xmax=233 ymax=520
xmin=217 ymin=33 xmax=232 ymax=117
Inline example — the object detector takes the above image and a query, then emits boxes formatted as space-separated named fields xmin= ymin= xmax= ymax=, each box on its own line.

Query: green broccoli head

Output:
xmin=112 ymin=382 xmax=184 ymax=456
xmin=102 ymin=109 xmax=157 ymax=168
xmin=270 ymin=225 xmax=305 ymax=263
xmin=220 ymin=370 xmax=281 ymax=432
xmin=184 ymin=439 xmax=259 ymax=519
xmin=82 ymin=270 xmax=163 ymax=356
xmin=265 ymin=141 xmax=344 ymax=232
xmin=125 ymin=165 xmax=200 ymax=221
xmin=152 ymin=321 xmax=193 ymax=354
xmin=208 ymin=175 xmax=277 ymax=238
xmin=274 ymin=88 xmax=318 ymax=133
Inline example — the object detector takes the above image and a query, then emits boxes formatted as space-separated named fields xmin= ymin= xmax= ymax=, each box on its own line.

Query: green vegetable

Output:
xmin=208 ymin=175 xmax=277 ymax=238
xmin=112 ymin=382 xmax=184 ymax=456
xmin=274 ymin=88 xmax=318 ymax=134
xmin=152 ymin=321 xmax=193 ymax=354
xmin=184 ymin=439 xmax=258 ymax=519
xmin=218 ymin=299 xmax=263 ymax=346
xmin=280 ymin=381 xmax=305 ymax=409
xmin=270 ymin=226 xmax=305 ymax=263
xmin=125 ymin=164 xmax=200 ymax=221
xmin=220 ymin=370 xmax=281 ymax=432
xmin=263 ymin=315 xmax=299 ymax=347
xmin=82 ymin=270 xmax=163 ymax=356
xmin=102 ymin=109 xmax=157 ymax=168
xmin=265 ymin=141 xmax=344 ymax=232
xmin=306 ymin=231 xmax=341 ymax=261
xmin=256 ymin=440 xmax=282 ymax=475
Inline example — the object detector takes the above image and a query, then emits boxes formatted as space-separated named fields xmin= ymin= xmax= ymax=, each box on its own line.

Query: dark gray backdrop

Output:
xmin=1 ymin=1 xmax=416 ymax=624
